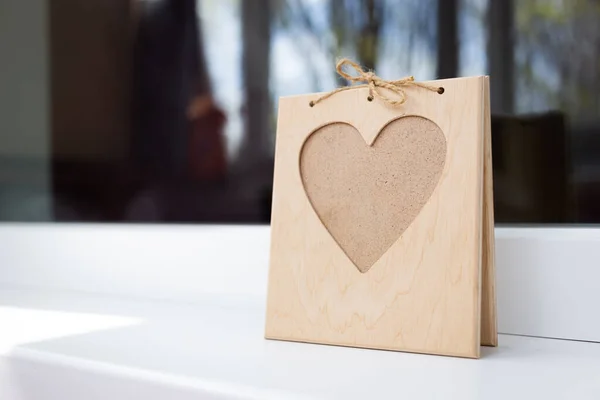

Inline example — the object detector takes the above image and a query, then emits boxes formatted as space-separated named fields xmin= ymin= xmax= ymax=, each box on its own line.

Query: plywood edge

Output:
xmin=463 ymin=76 xmax=486 ymax=359
xmin=277 ymin=76 xmax=489 ymax=101
xmin=480 ymin=76 xmax=498 ymax=347
xmin=264 ymin=335 xmax=481 ymax=359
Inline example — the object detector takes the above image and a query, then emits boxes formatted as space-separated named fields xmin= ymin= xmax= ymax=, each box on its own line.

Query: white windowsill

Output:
xmin=1 ymin=224 xmax=600 ymax=398
xmin=1 ymin=224 xmax=600 ymax=342
xmin=1 ymin=287 xmax=599 ymax=400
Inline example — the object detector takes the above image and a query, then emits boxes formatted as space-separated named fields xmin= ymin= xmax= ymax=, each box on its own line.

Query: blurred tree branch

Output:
xmin=515 ymin=0 xmax=600 ymax=118
xmin=273 ymin=0 xmax=438 ymax=89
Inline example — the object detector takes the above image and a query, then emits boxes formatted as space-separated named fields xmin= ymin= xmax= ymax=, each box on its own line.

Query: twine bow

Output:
xmin=309 ymin=58 xmax=443 ymax=107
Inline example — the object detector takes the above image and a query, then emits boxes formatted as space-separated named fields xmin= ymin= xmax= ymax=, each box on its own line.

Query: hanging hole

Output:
xmin=309 ymin=101 xmax=315 ymax=107
xmin=367 ymin=96 xmax=374 ymax=102
xmin=437 ymin=87 xmax=445 ymax=94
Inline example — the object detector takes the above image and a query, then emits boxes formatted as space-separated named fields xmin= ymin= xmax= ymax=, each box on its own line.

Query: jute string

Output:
xmin=309 ymin=58 xmax=444 ymax=107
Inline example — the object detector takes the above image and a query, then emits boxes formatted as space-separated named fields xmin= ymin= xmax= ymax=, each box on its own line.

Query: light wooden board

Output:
xmin=266 ymin=76 xmax=486 ymax=358
xmin=481 ymin=76 xmax=498 ymax=347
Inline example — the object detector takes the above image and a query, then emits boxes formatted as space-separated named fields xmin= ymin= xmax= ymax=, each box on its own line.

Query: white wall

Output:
xmin=0 ymin=0 xmax=52 ymax=220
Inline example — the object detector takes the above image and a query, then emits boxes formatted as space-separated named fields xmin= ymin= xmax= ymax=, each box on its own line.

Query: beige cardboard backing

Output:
xmin=300 ymin=117 xmax=446 ymax=273
xmin=266 ymin=76 xmax=491 ymax=358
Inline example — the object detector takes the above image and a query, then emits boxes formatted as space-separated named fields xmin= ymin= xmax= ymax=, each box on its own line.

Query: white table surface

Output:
xmin=1 ymin=287 xmax=599 ymax=400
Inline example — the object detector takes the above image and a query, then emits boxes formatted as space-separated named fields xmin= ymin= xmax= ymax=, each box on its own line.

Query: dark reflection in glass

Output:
xmin=0 ymin=0 xmax=599 ymax=224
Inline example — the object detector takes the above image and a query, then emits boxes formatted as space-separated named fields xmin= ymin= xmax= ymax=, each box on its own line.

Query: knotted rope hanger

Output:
xmin=309 ymin=58 xmax=444 ymax=107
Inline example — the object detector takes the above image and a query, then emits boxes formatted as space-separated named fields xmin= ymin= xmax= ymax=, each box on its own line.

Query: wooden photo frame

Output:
xmin=266 ymin=76 xmax=496 ymax=358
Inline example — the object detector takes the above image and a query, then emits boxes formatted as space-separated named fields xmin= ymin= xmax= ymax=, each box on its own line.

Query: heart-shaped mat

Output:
xmin=300 ymin=116 xmax=447 ymax=273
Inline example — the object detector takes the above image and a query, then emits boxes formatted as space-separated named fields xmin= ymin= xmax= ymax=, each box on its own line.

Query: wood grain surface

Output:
xmin=266 ymin=76 xmax=487 ymax=358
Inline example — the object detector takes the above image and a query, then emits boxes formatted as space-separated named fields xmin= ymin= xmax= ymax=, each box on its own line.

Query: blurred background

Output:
xmin=0 ymin=0 xmax=599 ymax=224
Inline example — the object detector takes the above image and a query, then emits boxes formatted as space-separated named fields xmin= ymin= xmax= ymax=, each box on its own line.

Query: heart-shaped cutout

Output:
xmin=300 ymin=116 xmax=447 ymax=273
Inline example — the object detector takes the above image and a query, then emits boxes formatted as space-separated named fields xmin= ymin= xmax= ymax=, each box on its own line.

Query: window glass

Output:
xmin=0 ymin=0 xmax=599 ymax=223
